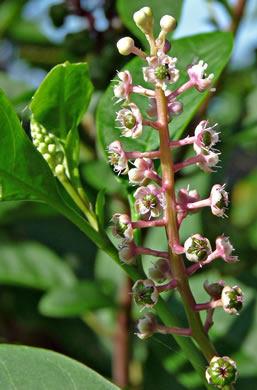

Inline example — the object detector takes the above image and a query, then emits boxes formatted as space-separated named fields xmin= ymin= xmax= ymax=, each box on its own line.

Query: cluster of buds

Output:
xmin=108 ymin=7 xmax=242 ymax=387
xmin=30 ymin=116 xmax=66 ymax=178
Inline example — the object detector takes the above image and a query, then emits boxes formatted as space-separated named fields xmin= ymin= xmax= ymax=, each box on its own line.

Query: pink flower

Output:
xmin=128 ymin=158 xmax=156 ymax=185
xmin=193 ymin=120 xmax=219 ymax=154
xmin=215 ymin=236 xmax=238 ymax=263
xmin=111 ymin=214 xmax=133 ymax=242
xmin=197 ymin=149 xmax=220 ymax=173
xmin=143 ymin=53 xmax=179 ymax=89
xmin=187 ymin=60 xmax=214 ymax=92
xmin=210 ymin=184 xmax=229 ymax=217
xmin=134 ymin=184 xmax=166 ymax=220
xmin=184 ymin=234 xmax=212 ymax=262
xmin=107 ymin=140 xmax=129 ymax=175
xmin=116 ymin=102 xmax=143 ymax=138
xmin=113 ymin=71 xmax=133 ymax=104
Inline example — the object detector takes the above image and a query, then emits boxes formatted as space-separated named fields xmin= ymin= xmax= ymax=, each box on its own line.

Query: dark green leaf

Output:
xmin=95 ymin=189 xmax=106 ymax=228
xmin=0 ymin=344 xmax=120 ymax=390
xmin=39 ymin=281 xmax=114 ymax=317
xmin=97 ymin=32 xmax=233 ymax=154
xmin=30 ymin=62 xmax=93 ymax=140
xmin=117 ymin=0 xmax=184 ymax=45
xmin=0 ymin=241 xmax=76 ymax=290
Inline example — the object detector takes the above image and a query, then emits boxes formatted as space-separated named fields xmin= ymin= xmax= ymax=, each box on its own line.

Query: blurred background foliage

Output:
xmin=0 ymin=0 xmax=256 ymax=389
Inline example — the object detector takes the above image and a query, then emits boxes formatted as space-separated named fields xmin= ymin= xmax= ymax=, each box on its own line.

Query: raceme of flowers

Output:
xmin=108 ymin=7 xmax=241 ymax=388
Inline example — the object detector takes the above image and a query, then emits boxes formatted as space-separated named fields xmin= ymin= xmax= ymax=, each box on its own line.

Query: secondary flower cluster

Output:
xmin=108 ymin=7 xmax=241 ymax=388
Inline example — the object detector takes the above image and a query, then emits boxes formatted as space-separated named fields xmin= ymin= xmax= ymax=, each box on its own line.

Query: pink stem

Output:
xmin=173 ymin=155 xmax=204 ymax=173
xmin=169 ymin=136 xmax=195 ymax=149
xmin=136 ymin=246 xmax=169 ymax=259
xmin=186 ymin=198 xmax=211 ymax=210
xmin=194 ymin=299 xmax=222 ymax=311
xmin=168 ymin=80 xmax=194 ymax=100
xmin=131 ymin=219 xmax=165 ymax=229
xmin=131 ymin=85 xmax=156 ymax=97
xmin=157 ymin=279 xmax=179 ymax=292
xmin=186 ymin=250 xmax=220 ymax=276
xmin=126 ymin=150 xmax=160 ymax=159
xmin=142 ymin=119 xmax=160 ymax=130
xmin=204 ymin=308 xmax=215 ymax=332
xmin=155 ymin=325 xmax=192 ymax=337
xmin=131 ymin=46 xmax=147 ymax=60
xmin=145 ymin=170 xmax=162 ymax=186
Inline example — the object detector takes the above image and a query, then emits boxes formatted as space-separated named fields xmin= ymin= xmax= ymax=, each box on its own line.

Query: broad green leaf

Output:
xmin=0 ymin=88 xmax=109 ymax=250
xmin=30 ymin=62 xmax=93 ymax=140
xmin=0 ymin=344 xmax=120 ymax=390
xmin=97 ymin=32 xmax=233 ymax=154
xmin=117 ymin=0 xmax=184 ymax=45
xmin=0 ymin=88 xmax=64 ymax=204
xmin=39 ymin=281 xmax=114 ymax=317
xmin=0 ymin=241 xmax=76 ymax=290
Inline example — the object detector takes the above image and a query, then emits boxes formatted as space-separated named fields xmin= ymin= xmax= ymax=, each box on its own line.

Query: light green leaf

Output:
xmin=0 ymin=344 xmax=120 ymax=390
xmin=117 ymin=0 xmax=184 ymax=45
xmin=0 ymin=241 xmax=76 ymax=290
xmin=30 ymin=62 xmax=93 ymax=140
xmin=39 ymin=281 xmax=114 ymax=317
xmin=97 ymin=32 xmax=233 ymax=153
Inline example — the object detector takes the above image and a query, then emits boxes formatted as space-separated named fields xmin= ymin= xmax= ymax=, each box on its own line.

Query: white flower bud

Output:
xmin=136 ymin=312 xmax=156 ymax=339
xmin=133 ymin=7 xmax=153 ymax=35
xmin=55 ymin=164 xmax=65 ymax=177
xmin=160 ymin=15 xmax=177 ymax=32
xmin=48 ymin=144 xmax=56 ymax=154
xmin=38 ymin=142 xmax=48 ymax=154
xmin=117 ymin=37 xmax=135 ymax=55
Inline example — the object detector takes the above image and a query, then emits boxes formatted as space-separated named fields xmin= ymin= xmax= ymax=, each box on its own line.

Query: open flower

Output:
xmin=111 ymin=214 xmax=133 ymax=242
xmin=215 ymin=236 xmax=238 ymax=263
xmin=221 ymin=286 xmax=244 ymax=315
xmin=206 ymin=356 xmax=238 ymax=388
xmin=113 ymin=71 xmax=133 ymax=104
xmin=128 ymin=158 xmax=156 ymax=185
xmin=134 ymin=184 xmax=166 ymax=220
xmin=196 ymin=149 xmax=220 ymax=173
xmin=107 ymin=140 xmax=129 ymax=175
xmin=193 ymin=120 xmax=219 ymax=154
xmin=116 ymin=103 xmax=143 ymax=138
xmin=187 ymin=60 xmax=214 ymax=92
xmin=143 ymin=52 xmax=179 ymax=89
xmin=210 ymin=184 xmax=229 ymax=217
xmin=184 ymin=234 xmax=212 ymax=262
xmin=132 ymin=279 xmax=159 ymax=309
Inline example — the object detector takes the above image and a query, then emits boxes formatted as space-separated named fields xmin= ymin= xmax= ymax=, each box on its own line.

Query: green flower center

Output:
xmin=215 ymin=194 xmax=226 ymax=209
xmin=154 ymin=65 xmax=169 ymax=80
xmin=116 ymin=221 xmax=127 ymax=237
xmin=134 ymin=283 xmax=154 ymax=306
xmin=202 ymin=131 xmax=212 ymax=147
xmin=124 ymin=113 xmax=136 ymax=129
xmin=111 ymin=152 xmax=120 ymax=165
xmin=143 ymin=194 xmax=157 ymax=209
xmin=209 ymin=359 xmax=237 ymax=386
xmin=188 ymin=238 xmax=209 ymax=261
xmin=226 ymin=291 xmax=243 ymax=313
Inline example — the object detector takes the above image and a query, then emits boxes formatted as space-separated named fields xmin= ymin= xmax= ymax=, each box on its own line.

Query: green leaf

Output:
xmin=30 ymin=62 xmax=93 ymax=140
xmin=0 ymin=88 xmax=63 ymax=204
xmin=95 ymin=189 xmax=106 ymax=228
xmin=0 ymin=344 xmax=120 ymax=390
xmin=0 ymin=241 xmax=76 ymax=290
xmin=39 ymin=281 xmax=114 ymax=317
xmin=0 ymin=88 xmax=109 ymax=251
xmin=117 ymin=0 xmax=184 ymax=45
xmin=97 ymin=31 xmax=233 ymax=153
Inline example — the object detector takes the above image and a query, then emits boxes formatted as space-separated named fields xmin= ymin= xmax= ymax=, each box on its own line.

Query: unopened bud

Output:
xmin=206 ymin=356 xmax=238 ymax=388
xmin=133 ymin=7 xmax=153 ymax=35
xmin=136 ymin=312 xmax=156 ymax=339
xmin=55 ymin=164 xmax=65 ymax=177
xmin=160 ymin=15 xmax=177 ymax=32
xmin=204 ymin=280 xmax=224 ymax=300
xmin=38 ymin=142 xmax=48 ymax=154
xmin=148 ymin=259 xmax=170 ymax=283
xmin=118 ymin=241 xmax=136 ymax=265
xmin=117 ymin=37 xmax=135 ymax=56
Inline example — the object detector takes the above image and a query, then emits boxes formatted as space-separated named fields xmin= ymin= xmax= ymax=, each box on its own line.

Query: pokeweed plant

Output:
xmin=0 ymin=5 xmax=239 ymax=390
